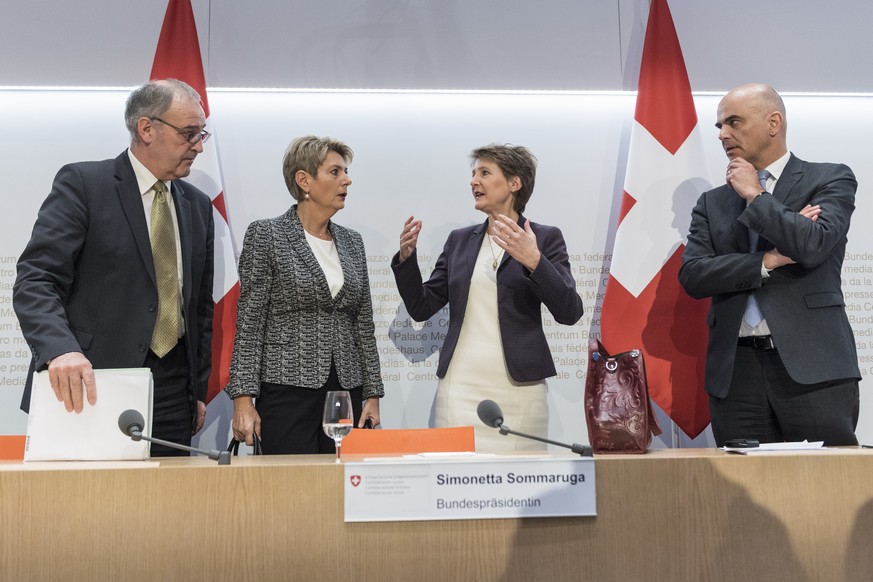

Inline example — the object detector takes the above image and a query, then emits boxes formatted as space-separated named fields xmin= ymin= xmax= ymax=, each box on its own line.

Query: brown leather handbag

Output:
xmin=584 ymin=339 xmax=661 ymax=454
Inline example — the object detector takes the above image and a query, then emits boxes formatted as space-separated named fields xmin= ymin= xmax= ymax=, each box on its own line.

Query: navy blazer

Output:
xmin=14 ymin=151 xmax=215 ymax=409
xmin=679 ymin=154 xmax=860 ymax=398
xmin=392 ymin=215 xmax=583 ymax=382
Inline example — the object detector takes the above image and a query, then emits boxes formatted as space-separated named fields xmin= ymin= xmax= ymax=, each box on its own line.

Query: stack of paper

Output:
xmin=24 ymin=368 xmax=153 ymax=461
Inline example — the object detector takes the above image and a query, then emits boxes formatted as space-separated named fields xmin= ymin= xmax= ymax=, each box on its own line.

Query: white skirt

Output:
xmin=433 ymin=234 xmax=548 ymax=453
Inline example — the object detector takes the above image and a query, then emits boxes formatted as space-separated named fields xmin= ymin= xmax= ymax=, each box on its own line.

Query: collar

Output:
xmin=127 ymin=148 xmax=170 ymax=197
xmin=762 ymin=151 xmax=791 ymax=183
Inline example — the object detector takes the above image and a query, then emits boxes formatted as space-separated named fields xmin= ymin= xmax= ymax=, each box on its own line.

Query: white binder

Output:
xmin=24 ymin=368 xmax=153 ymax=461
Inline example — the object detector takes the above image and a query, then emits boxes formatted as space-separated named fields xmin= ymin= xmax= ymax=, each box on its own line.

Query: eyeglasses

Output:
xmin=151 ymin=117 xmax=211 ymax=144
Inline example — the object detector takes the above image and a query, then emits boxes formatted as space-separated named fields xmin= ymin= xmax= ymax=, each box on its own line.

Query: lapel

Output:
xmin=171 ymin=181 xmax=194 ymax=307
xmin=771 ymin=153 xmax=804 ymax=206
xmin=283 ymin=206 xmax=334 ymax=302
xmin=729 ymin=187 xmax=751 ymax=252
xmin=331 ymin=223 xmax=352 ymax=304
xmin=114 ymin=153 xmax=156 ymax=286
xmin=466 ymin=219 xmax=488 ymax=279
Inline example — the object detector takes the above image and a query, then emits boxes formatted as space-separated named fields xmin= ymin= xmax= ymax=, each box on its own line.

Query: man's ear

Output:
xmin=137 ymin=117 xmax=156 ymax=145
xmin=768 ymin=111 xmax=784 ymax=136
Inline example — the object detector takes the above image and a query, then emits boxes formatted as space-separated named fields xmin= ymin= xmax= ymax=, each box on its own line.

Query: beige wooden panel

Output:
xmin=1 ymin=450 xmax=872 ymax=582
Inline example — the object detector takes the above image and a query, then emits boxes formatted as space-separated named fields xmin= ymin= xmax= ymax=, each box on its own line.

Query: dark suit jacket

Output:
xmin=14 ymin=151 xmax=215 ymax=410
xmin=224 ymin=206 xmax=384 ymax=400
xmin=679 ymin=153 xmax=860 ymax=398
xmin=392 ymin=215 xmax=584 ymax=382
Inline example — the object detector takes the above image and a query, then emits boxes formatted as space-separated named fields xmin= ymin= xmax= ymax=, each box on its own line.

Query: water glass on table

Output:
xmin=322 ymin=391 xmax=353 ymax=462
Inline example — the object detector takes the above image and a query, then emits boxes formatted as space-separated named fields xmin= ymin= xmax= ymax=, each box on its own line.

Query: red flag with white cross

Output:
xmin=600 ymin=0 xmax=711 ymax=438
xmin=150 ymin=0 xmax=240 ymax=404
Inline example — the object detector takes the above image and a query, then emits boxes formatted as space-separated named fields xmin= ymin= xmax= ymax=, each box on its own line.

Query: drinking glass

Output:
xmin=322 ymin=391 xmax=354 ymax=463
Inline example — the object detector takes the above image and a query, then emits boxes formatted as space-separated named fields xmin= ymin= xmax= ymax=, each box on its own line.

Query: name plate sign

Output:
xmin=344 ymin=455 xmax=595 ymax=522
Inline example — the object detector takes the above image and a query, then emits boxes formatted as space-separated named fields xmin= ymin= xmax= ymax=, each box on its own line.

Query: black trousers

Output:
xmin=709 ymin=344 xmax=859 ymax=446
xmin=144 ymin=341 xmax=193 ymax=457
xmin=256 ymin=363 xmax=364 ymax=455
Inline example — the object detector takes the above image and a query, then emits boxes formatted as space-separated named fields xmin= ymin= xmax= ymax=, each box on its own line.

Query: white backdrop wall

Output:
xmin=1 ymin=89 xmax=872 ymax=450
xmin=3 ymin=0 xmax=873 ymax=449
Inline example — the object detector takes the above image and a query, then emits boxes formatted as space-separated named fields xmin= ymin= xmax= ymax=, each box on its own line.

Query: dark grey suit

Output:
xmin=679 ymin=154 xmax=860 ymax=443
xmin=14 ymin=151 xmax=215 ymax=412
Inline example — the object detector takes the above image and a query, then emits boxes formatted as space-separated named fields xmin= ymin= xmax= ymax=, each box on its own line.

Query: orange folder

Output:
xmin=0 ymin=435 xmax=26 ymax=460
xmin=342 ymin=426 xmax=475 ymax=455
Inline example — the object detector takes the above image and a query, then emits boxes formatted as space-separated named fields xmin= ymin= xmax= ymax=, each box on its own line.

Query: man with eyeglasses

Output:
xmin=13 ymin=79 xmax=215 ymax=456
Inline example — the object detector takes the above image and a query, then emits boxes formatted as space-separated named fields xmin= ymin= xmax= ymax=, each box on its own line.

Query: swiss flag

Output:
xmin=600 ymin=0 xmax=711 ymax=438
xmin=150 ymin=0 xmax=240 ymax=404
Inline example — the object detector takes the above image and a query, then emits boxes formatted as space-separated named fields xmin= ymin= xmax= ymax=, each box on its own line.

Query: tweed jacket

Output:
xmin=225 ymin=205 xmax=384 ymax=400
xmin=392 ymin=214 xmax=584 ymax=382
xmin=679 ymin=154 xmax=861 ymax=398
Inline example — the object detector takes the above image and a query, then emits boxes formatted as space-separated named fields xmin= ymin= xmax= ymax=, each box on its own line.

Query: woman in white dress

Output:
xmin=391 ymin=144 xmax=584 ymax=451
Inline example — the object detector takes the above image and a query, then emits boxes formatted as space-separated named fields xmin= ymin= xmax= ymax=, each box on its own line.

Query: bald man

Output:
xmin=679 ymin=83 xmax=860 ymax=446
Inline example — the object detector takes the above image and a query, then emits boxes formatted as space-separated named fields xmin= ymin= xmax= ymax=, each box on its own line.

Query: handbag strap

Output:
xmin=646 ymin=389 xmax=663 ymax=436
xmin=227 ymin=433 xmax=263 ymax=455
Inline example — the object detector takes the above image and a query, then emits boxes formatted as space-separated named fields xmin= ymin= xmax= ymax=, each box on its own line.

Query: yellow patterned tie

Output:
xmin=150 ymin=181 xmax=180 ymax=357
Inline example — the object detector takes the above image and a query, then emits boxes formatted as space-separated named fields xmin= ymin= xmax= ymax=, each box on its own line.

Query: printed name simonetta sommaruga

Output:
xmin=435 ymin=473 xmax=586 ymax=486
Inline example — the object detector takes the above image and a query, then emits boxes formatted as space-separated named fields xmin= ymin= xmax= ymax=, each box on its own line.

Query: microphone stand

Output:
xmin=497 ymin=424 xmax=593 ymax=457
xmin=130 ymin=430 xmax=231 ymax=465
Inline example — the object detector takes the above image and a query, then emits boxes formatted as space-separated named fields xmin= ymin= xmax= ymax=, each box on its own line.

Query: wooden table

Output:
xmin=1 ymin=449 xmax=872 ymax=581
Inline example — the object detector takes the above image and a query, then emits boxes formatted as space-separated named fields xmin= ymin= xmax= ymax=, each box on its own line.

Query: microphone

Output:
xmin=118 ymin=409 xmax=231 ymax=465
xmin=477 ymin=399 xmax=504 ymax=428
xmin=476 ymin=400 xmax=593 ymax=457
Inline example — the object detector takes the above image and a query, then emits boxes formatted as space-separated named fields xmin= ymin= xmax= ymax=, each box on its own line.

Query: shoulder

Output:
xmin=526 ymin=220 xmax=560 ymax=236
xmin=796 ymin=158 xmax=855 ymax=181
xmin=246 ymin=214 xmax=287 ymax=236
xmin=698 ymin=183 xmax=732 ymax=204
xmin=447 ymin=223 xmax=479 ymax=240
xmin=331 ymin=221 xmax=362 ymax=243
xmin=55 ymin=157 xmax=119 ymax=182
xmin=521 ymin=218 xmax=564 ymax=243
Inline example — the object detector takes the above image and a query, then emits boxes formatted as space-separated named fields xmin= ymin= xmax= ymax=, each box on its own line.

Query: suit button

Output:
xmin=139 ymin=344 xmax=147 ymax=352
xmin=148 ymin=304 xmax=156 ymax=312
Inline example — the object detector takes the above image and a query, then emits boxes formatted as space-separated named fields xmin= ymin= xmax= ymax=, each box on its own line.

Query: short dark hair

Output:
xmin=470 ymin=144 xmax=537 ymax=213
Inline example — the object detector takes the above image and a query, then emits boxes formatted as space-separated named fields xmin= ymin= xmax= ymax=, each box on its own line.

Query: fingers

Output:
xmin=725 ymin=159 xmax=760 ymax=199
xmin=48 ymin=352 xmax=95 ymax=413
xmin=69 ymin=379 xmax=84 ymax=414
xmin=82 ymin=368 xmax=97 ymax=406
xmin=399 ymin=216 xmax=422 ymax=261
xmin=48 ymin=369 xmax=67 ymax=408
xmin=193 ymin=400 xmax=206 ymax=434
xmin=491 ymin=215 xmax=534 ymax=248
xmin=360 ymin=398 xmax=381 ymax=428
xmin=232 ymin=403 xmax=261 ymax=445
xmin=799 ymin=204 xmax=821 ymax=222
xmin=763 ymin=248 xmax=796 ymax=270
